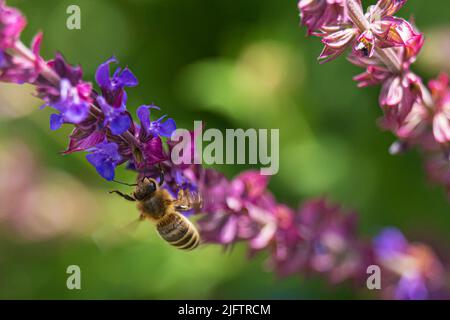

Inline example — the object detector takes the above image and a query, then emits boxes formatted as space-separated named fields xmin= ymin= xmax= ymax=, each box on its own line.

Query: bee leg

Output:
xmin=158 ymin=166 xmax=165 ymax=186
xmin=175 ymin=204 xmax=190 ymax=211
xmin=109 ymin=190 xmax=136 ymax=202
xmin=173 ymin=189 xmax=189 ymax=211
xmin=175 ymin=189 xmax=184 ymax=201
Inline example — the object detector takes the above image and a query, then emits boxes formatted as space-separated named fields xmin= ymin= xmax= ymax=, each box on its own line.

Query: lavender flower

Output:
xmin=86 ymin=141 xmax=122 ymax=181
xmin=374 ymin=228 xmax=408 ymax=261
xmin=37 ymin=53 xmax=170 ymax=180
xmin=36 ymin=52 xmax=93 ymax=129
xmin=395 ymin=276 xmax=429 ymax=300
xmin=94 ymin=57 xmax=137 ymax=135
xmin=95 ymin=56 xmax=138 ymax=107
xmin=46 ymin=79 xmax=91 ymax=130
xmin=96 ymin=95 xmax=131 ymax=135
xmin=136 ymin=105 xmax=176 ymax=140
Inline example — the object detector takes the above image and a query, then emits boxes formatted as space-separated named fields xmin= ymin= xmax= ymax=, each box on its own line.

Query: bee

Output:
xmin=109 ymin=173 xmax=202 ymax=251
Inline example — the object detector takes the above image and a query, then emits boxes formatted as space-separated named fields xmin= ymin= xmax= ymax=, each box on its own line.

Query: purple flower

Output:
xmin=0 ymin=0 xmax=26 ymax=49
xmin=86 ymin=141 xmax=122 ymax=181
xmin=199 ymin=212 xmax=261 ymax=246
xmin=226 ymin=171 xmax=270 ymax=211
xmin=196 ymin=171 xmax=280 ymax=252
xmin=198 ymin=171 xmax=274 ymax=246
xmin=373 ymin=228 xmax=408 ymax=260
xmin=395 ymin=275 xmax=428 ymax=300
xmin=374 ymin=228 xmax=446 ymax=300
xmin=96 ymin=95 xmax=131 ymax=135
xmin=96 ymin=57 xmax=138 ymax=92
xmin=263 ymin=198 xmax=370 ymax=283
xmin=46 ymin=79 xmax=91 ymax=130
xmin=45 ymin=52 xmax=84 ymax=85
xmin=92 ymin=57 xmax=137 ymax=136
xmin=95 ymin=57 xmax=138 ymax=108
xmin=139 ymin=135 xmax=167 ymax=167
xmin=3 ymin=0 xmax=450 ymax=301
xmin=120 ymin=105 xmax=176 ymax=171
xmin=35 ymin=53 xmax=94 ymax=130
xmin=136 ymin=105 xmax=176 ymax=140
xmin=37 ymin=54 xmax=136 ymax=162
xmin=267 ymin=205 xmax=302 ymax=276
xmin=0 ymin=49 xmax=5 ymax=67
xmin=295 ymin=199 xmax=365 ymax=282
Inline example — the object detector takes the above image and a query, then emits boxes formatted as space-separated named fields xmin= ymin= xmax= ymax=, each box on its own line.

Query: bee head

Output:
xmin=134 ymin=177 xmax=158 ymax=201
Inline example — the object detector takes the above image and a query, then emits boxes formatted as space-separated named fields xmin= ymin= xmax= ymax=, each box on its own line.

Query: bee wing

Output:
xmin=92 ymin=216 xmax=145 ymax=252
xmin=187 ymin=190 xmax=203 ymax=211
xmin=174 ymin=189 xmax=203 ymax=211
xmin=120 ymin=216 xmax=145 ymax=233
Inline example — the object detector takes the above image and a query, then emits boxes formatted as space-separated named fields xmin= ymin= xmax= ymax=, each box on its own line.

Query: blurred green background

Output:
xmin=0 ymin=0 xmax=449 ymax=299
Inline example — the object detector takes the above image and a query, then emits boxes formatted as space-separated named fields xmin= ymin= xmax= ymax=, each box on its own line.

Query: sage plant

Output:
xmin=0 ymin=0 xmax=449 ymax=299
xmin=298 ymin=0 xmax=450 ymax=197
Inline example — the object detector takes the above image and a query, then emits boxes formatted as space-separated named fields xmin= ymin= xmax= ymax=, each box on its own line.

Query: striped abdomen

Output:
xmin=156 ymin=212 xmax=200 ymax=250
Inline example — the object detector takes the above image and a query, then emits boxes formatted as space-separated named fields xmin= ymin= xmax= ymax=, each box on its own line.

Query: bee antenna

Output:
xmin=112 ymin=179 xmax=137 ymax=187
xmin=158 ymin=165 xmax=165 ymax=186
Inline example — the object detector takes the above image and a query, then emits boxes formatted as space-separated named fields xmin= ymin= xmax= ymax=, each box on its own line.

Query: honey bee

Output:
xmin=109 ymin=173 xmax=202 ymax=251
